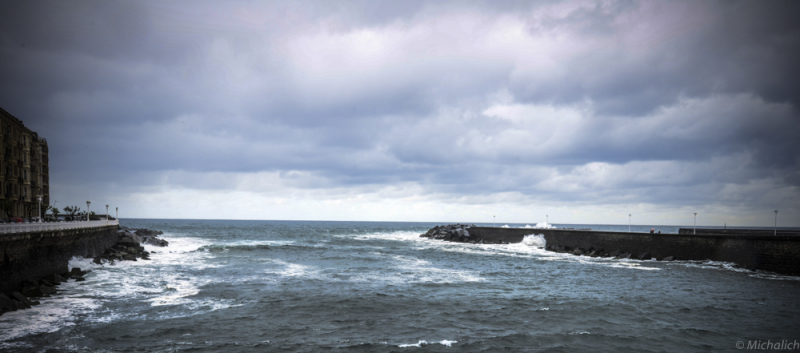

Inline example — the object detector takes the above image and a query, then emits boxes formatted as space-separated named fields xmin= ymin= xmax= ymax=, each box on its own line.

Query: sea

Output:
xmin=1 ymin=219 xmax=799 ymax=352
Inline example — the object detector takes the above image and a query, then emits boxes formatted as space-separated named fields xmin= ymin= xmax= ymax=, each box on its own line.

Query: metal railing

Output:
xmin=0 ymin=219 xmax=119 ymax=234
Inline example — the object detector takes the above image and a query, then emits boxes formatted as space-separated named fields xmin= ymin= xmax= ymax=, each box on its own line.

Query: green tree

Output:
xmin=63 ymin=206 xmax=81 ymax=221
xmin=51 ymin=207 xmax=60 ymax=220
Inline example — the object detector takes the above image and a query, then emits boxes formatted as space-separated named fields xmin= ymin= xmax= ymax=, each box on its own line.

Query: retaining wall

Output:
xmin=467 ymin=227 xmax=800 ymax=276
xmin=0 ymin=226 xmax=119 ymax=293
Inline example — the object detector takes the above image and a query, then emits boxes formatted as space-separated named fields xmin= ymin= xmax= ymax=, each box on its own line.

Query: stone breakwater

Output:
xmin=423 ymin=226 xmax=800 ymax=276
xmin=420 ymin=224 xmax=679 ymax=260
xmin=0 ymin=227 xmax=168 ymax=316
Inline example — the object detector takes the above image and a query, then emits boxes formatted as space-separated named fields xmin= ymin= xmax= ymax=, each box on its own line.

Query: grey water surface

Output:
xmin=1 ymin=219 xmax=798 ymax=352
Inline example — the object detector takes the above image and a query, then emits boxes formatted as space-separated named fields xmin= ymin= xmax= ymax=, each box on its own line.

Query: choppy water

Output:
xmin=1 ymin=219 xmax=799 ymax=352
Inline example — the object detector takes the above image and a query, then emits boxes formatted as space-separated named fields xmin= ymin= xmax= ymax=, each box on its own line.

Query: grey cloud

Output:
xmin=0 ymin=0 xmax=798 ymax=220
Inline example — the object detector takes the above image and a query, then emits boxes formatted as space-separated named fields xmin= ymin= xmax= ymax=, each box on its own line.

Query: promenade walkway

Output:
xmin=0 ymin=219 xmax=119 ymax=234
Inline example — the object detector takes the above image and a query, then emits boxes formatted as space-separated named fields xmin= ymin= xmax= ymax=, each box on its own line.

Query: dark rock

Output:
xmin=11 ymin=292 xmax=33 ymax=308
xmin=123 ymin=254 xmax=137 ymax=261
xmin=588 ymin=248 xmax=605 ymax=257
xmin=573 ymin=248 xmax=584 ymax=255
xmin=21 ymin=285 xmax=43 ymax=298
xmin=75 ymin=277 xmax=86 ymax=282
xmin=71 ymin=267 xmax=84 ymax=276
xmin=637 ymin=252 xmax=652 ymax=260
xmin=662 ymin=256 xmax=676 ymax=261
xmin=22 ymin=279 xmax=39 ymax=288
xmin=42 ymin=273 xmax=66 ymax=285
xmin=609 ymin=250 xmax=622 ymax=257
xmin=117 ymin=241 xmax=139 ymax=249
xmin=0 ymin=294 xmax=15 ymax=312
xmin=40 ymin=279 xmax=54 ymax=286
xmin=616 ymin=252 xmax=632 ymax=259
xmin=13 ymin=300 xmax=28 ymax=310
xmin=40 ymin=284 xmax=57 ymax=295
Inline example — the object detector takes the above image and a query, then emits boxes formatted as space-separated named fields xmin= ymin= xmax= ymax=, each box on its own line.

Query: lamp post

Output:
xmin=694 ymin=213 xmax=697 ymax=235
xmin=86 ymin=201 xmax=91 ymax=223
xmin=105 ymin=205 xmax=109 ymax=225
xmin=775 ymin=210 xmax=779 ymax=236
xmin=37 ymin=195 xmax=42 ymax=223
xmin=628 ymin=214 xmax=631 ymax=232
xmin=546 ymin=214 xmax=549 ymax=226
xmin=493 ymin=215 xmax=495 ymax=228
xmin=116 ymin=207 xmax=118 ymax=222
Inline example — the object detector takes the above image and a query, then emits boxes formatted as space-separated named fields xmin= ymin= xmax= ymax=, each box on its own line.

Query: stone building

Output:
xmin=0 ymin=107 xmax=49 ymax=219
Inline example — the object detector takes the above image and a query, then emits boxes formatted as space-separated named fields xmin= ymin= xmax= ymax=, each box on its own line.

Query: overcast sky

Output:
xmin=1 ymin=0 xmax=798 ymax=226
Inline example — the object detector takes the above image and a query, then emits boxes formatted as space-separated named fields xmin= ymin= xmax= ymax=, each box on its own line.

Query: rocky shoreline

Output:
xmin=0 ymin=227 xmax=168 ymax=316
xmin=92 ymin=227 xmax=168 ymax=264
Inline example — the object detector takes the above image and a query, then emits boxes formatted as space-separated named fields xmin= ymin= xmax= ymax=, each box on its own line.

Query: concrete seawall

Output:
xmin=0 ymin=226 xmax=119 ymax=294
xmin=467 ymin=227 xmax=800 ymax=276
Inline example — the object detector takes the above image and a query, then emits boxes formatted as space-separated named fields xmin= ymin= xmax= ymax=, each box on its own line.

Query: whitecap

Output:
xmin=569 ymin=331 xmax=590 ymax=335
xmin=399 ymin=340 xmax=428 ymax=348
xmin=439 ymin=340 xmax=458 ymax=347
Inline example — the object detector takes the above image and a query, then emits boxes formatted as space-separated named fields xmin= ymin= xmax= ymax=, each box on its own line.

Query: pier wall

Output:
xmin=0 ymin=226 xmax=119 ymax=293
xmin=467 ymin=227 xmax=800 ymax=276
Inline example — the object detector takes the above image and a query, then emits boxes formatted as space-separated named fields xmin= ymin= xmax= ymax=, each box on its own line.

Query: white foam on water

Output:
xmin=399 ymin=340 xmax=428 ymax=348
xmin=398 ymin=340 xmax=457 ymax=348
xmin=671 ymin=260 xmax=800 ymax=281
xmin=522 ymin=234 xmax=546 ymax=248
xmin=0 ymin=304 xmax=77 ymax=345
xmin=390 ymin=255 xmax=483 ymax=284
xmin=501 ymin=225 xmax=510 ymax=228
xmin=262 ymin=259 xmax=316 ymax=278
xmin=439 ymin=340 xmax=458 ymax=347
xmin=1 ymin=234 xmax=235 ymax=344
xmin=524 ymin=222 xmax=555 ymax=229
xmin=148 ymin=280 xmax=200 ymax=307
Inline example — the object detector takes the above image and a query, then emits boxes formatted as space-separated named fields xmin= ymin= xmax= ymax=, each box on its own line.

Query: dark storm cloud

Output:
xmin=0 ymin=0 xmax=798 ymax=221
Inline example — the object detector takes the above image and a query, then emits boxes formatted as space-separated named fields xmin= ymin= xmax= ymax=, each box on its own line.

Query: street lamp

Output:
xmin=86 ymin=201 xmax=91 ymax=223
xmin=493 ymin=215 xmax=495 ymax=227
xmin=775 ymin=210 xmax=779 ymax=236
xmin=546 ymin=214 xmax=549 ymax=226
xmin=694 ymin=213 xmax=697 ymax=235
xmin=37 ymin=195 xmax=42 ymax=223
xmin=105 ymin=205 xmax=109 ymax=225
xmin=116 ymin=207 xmax=118 ymax=222
xmin=628 ymin=214 xmax=631 ymax=232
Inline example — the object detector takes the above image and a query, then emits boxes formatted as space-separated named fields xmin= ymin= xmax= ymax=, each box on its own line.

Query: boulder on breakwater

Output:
xmin=420 ymin=224 xmax=512 ymax=244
